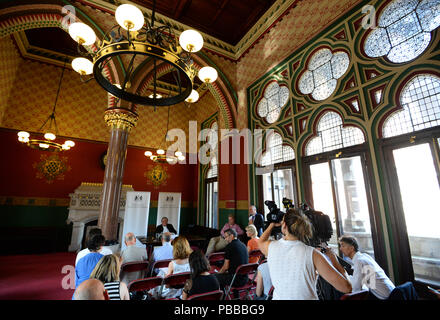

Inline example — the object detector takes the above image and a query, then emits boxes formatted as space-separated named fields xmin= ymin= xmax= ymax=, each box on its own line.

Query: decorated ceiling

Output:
xmin=0 ymin=0 xmax=362 ymax=150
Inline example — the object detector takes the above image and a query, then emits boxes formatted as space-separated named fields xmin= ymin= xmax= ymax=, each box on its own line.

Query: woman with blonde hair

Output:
xmin=165 ymin=236 xmax=192 ymax=276
xmin=90 ymin=254 xmax=130 ymax=300
xmin=245 ymin=224 xmax=260 ymax=264
xmin=258 ymin=209 xmax=352 ymax=300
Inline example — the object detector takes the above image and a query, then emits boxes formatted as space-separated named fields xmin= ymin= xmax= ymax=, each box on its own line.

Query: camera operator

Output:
xmin=258 ymin=208 xmax=352 ymax=300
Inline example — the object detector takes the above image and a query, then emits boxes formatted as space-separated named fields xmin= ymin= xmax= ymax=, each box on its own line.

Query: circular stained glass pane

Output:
xmin=312 ymin=79 xmax=337 ymax=101
xmin=364 ymin=27 xmax=391 ymax=57
xmin=308 ymin=48 xmax=333 ymax=71
xmin=387 ymin=32 xmax=431 ymax=63
xmin=331 ymin=51 xmax=350 ymax=79
xmin=264 ymin=82 xmax=280 ymax=99
xmin=378 ymin=0 xmax=418 ymax=27
xmin=313 ymin=62 xmax=332 ymax=87
xmin=257 ymin=98 xmax=268 ymax=117
xmin=298 ymin=70 xmax=314 ymax=94
xmin=417 ymin=0 xmax=440 ymax=32
xmin=279 ymin=86 xmax=290 ymax=107
xmin=266 ymin=109 xmax=281 ymax=123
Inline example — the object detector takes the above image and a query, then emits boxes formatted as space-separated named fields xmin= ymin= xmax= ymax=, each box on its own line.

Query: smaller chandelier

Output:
xmin=144 ymin=106 xmax=185 ymax=164
xmin=17 ymin=62 xmax=75 ymax=152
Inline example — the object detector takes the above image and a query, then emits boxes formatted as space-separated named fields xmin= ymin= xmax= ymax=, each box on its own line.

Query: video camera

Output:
xmin=263 ymin=198 xmax=333 ymax=249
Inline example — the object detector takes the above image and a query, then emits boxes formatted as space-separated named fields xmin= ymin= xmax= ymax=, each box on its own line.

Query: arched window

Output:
xmin=364 ymin=0 xmax=440 ymax=63
xmin=305 ymin=111 xmax=365 ymax=156
xmin=260 ymin=132 xmax=295 ymax=166
xmin=257 ymin=81 xmax=290 ymax=124
xmin=205 ymin=121 xmax=218 ymax=178
xmin=298 ymin=48 xmax=350 ymax=101
xmin=382 ymin=74 xmax=440 ymax=138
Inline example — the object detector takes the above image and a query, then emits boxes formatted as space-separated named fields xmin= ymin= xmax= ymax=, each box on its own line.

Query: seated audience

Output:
xmin=151 ymin=232 xmax=174 ymax=265
xmin=214 ymin=228 xmax=249 ymax=290
xmin=154 ymin=217 xmax=177 ymax=235
xmin=90 ymin=254 xmax=130 ymax=300
xmin=337 ymin=235 xmax=395 ymax=300
xmin=255 ymin=262 xmax=272 ymax=300
xmin=248 ymin=205 xmax=264 ymax=237
xmin=245 ymin=225 xmax=260 ymax=263
xmin=151 ymin=236 xmax=192 ymax=299
xmin=75 ymin=228 xmax=112 ymax=266
xmin=73 ymin=279 xmax=108 ymax=300
xmin=120 ymin=232 xmax=148 ymax=284
xmin=205 ymin=215 xmax=244 ymax=256
xmin=258 ymin=209 xmax=352 ymax=300
xmin=182 ymin=250 xmax=220 ymax=300
xmin=74 ymin=234 xmax=106 ymax=295
xmin=163 ymin=236 xmax=192 ymax=277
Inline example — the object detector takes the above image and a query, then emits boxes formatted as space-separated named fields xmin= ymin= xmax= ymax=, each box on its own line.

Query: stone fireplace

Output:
xmin=66 ymin=182 xmax=134 ymax=252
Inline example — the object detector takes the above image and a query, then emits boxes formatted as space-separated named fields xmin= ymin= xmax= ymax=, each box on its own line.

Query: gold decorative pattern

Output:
xmin=144 ymin=164 xmax=169 ymax=188
xmin=104 ymin=109 xmax=139 ymax=131
xmin=33 ymin=153 xmax=71 ymax=184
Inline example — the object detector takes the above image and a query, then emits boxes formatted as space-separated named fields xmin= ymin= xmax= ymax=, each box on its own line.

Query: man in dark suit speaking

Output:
xmin=248 ymin=205 xmax=264 ymax=236
xmin=154 ymin=217 xmax=177 ymax=235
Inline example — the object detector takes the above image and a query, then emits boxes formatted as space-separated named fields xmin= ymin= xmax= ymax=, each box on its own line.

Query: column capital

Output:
xmin=104 ymin=108 xmax=138 ymax=131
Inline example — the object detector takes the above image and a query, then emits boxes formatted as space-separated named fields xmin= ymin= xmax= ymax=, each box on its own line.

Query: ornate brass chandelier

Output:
xmin=68 ymin=1 xmax=218 ymax=106
xmin=17 ymin=61 xmax=75 ymax=152
xmin=144 ymin=106 xmax=185 ymax=164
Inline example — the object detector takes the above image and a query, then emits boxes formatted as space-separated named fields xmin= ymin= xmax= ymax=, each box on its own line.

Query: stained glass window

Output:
xmin=382 ymin=74 xmax=440 ymax=138
xmin=257 ymin=82 xmax=290 ymax=123
xmin=364 ymin=0 xmax=440 ymax=63
xmin=305 ymin=111 xmax=365 ymax=156
xmin=206 ymin=122 xmax=218 ymax=178
xmin=260 ymin=132 xmax=295 ymax=166
xmin=298 ymin=48 xmax=350 ymax=101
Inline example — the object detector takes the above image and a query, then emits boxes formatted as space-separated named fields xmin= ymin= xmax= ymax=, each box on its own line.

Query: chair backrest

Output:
xmin=235 ymin=263 xmax=259 ymax=276
xmin=163 ymin=272 xmax=191 ymax=288
xmin=208 ymin=252 xmax=225 ymax=263
xmin=340 ymin=289 xmax=369 ymax=300
xmin=120 ymin=261 xmax=149 ymax=274
xmin=249 ymin=250 xmax=263 ymax=259
xmin=188 ymin=290 xmax=224 ymax=300
xmin=150 ymin=259 xmax=173 ymax=276
xmin=128 ymin=276 xmax=164 ymax=293
xmin=266 ymin=286 xmax=274 ymax=300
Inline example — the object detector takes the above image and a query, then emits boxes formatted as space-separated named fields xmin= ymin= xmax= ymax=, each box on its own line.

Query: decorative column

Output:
xmin=98 ymin=108 xmax=138 ymax=241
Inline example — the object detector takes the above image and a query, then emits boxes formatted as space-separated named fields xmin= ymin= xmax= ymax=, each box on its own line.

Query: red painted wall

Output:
xmin=0 ymin=129 xmax=197 ymax=202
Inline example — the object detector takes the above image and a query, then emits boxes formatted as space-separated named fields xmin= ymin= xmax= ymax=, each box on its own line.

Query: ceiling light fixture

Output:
xmin=17 ymin=61 xmax=75 ymax=152
xmin=69 ymin=0 xmax=218 ymax=107
xmin=144 ymin=106 xmax=185 ymax=164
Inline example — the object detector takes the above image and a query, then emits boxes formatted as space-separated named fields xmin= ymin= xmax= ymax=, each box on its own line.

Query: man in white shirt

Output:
xmin=338 ymin=235 xmax=395 ymax=299
xmin=75 ymin=228 xmax=113 ymax=266
xmin=150 ymin=232 xmax=174 ymax=275
xmin=120 ymin=232 xmax=148 ymax=284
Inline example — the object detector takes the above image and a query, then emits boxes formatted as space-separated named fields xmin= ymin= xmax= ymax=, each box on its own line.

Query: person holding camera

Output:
xmin=258 ymin=208 xmax=352 ymax=300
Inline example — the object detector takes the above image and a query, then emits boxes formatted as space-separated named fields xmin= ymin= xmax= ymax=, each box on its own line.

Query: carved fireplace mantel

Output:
xmin=67 ymin=182 xmax=134 ymax=252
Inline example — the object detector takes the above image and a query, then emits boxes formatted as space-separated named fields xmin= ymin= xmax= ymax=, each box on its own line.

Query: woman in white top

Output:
xmin=258 ymin=209 xmax=352 ymax=300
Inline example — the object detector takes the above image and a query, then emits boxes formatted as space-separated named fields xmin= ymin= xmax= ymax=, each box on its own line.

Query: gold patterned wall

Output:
xmin=0 ymin=37 xmax=21 ymax=124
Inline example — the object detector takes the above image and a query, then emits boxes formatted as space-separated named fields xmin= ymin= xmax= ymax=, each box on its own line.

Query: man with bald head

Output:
xmin=120 ymin=232 xmax=148 ymax=284
xmin=74 ymin=279 xmax=108 ymax=300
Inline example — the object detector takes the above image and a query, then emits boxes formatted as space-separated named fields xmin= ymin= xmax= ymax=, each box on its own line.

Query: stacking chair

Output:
xmin=248 ymin=250 xmax=264 ymax=264
xmin=340 ymin=289 xmax=369 ymax=300
xmin=127 ymin=276 xmax=164 ymax=300
xmin=120 ymin=261 xmax=150 ymax=281
xmin=159 ymin=272 xmax=192 ymax=298
xmin=149 ymin=259 xmax=173 ymax=277
xmin=266 ymin=286 xmax=274 ymax=300
xmin=188 ymin=290 xmax=224 ymax=300
xmin=224 ymin=263 xmax=259 ymax=300
xmin=208 ymin=252 xmax=225 ymax=273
